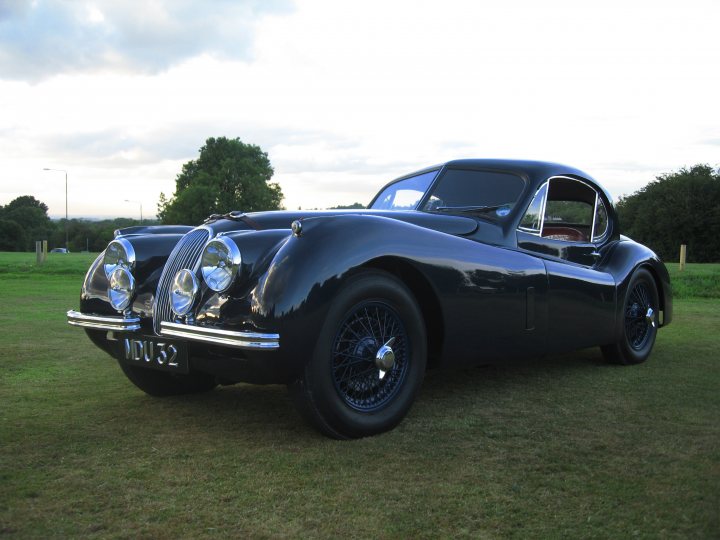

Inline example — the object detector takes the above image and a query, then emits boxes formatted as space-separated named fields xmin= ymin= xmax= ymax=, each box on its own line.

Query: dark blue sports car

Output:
xmin=68 ymin=159 xmax=672 ymax=438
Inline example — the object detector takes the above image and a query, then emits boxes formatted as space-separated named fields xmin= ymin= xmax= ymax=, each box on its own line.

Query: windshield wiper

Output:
xmin=434 ymin=204 xmax=510 ymax=214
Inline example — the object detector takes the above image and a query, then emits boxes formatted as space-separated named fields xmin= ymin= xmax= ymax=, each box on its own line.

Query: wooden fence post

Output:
xmin=679 ymin=244 xmax=687 ymax=271
xmin=36 ymin=241 xmax=44 ymax=265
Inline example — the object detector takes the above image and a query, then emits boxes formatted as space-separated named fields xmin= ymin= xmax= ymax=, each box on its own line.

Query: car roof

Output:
xmin=444 ymin=159 xmax=592 ymax=181
xmin=392 ymin=158 xmax=609 ymax=203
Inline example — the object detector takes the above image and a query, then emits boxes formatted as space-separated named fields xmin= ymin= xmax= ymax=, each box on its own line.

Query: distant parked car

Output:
xmin=50 ymin=248 xmax=69 ymax=253
xmin=68 ymin=159 xmax=672 ymax=438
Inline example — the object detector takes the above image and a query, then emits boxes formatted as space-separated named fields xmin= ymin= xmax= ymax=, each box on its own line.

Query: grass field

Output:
xmin=1 ymin=253 xmax=718 ymax=538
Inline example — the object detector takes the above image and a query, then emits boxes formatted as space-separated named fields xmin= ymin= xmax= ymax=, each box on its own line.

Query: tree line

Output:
xmin=616 ymin=164 xmax=719 ymax=263
xmin=2 ymin=136 xmax=717 ymax=262
xmin=0 ymin=195 xmax=154 ymax=252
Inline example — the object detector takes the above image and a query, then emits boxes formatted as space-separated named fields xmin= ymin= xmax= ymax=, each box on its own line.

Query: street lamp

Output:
xmin=43 ymin=168 xmax=68 ymax=250
xmin=124 ymin=199 xmax=143 ymax=224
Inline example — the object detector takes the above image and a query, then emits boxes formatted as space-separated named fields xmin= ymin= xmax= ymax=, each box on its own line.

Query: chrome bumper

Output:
xmin=67 ymin=310 xmax=280 ymax=350
xmin=67 ymin=310 xmax=141 ymax=331
xmin=159 ymin=321 xmax=280 ymax=350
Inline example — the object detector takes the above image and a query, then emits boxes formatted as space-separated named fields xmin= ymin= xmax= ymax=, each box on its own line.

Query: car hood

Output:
xmin=207 ymin=209 xmax=479 ymax=237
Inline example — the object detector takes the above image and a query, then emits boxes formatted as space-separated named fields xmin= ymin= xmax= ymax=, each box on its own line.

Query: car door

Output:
xmin=516 ymin=176 xmax=617 ymax=352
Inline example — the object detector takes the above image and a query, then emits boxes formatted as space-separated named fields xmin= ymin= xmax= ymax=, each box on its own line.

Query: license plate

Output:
xmin=121 ymin=337 xmax=189 ymax=374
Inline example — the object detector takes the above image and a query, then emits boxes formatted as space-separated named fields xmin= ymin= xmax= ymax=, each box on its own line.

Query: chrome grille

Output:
xmin=153 ymin=227 xmax=211 ymax=335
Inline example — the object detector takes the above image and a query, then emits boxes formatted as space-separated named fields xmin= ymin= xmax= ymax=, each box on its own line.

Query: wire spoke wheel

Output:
xmin=624 ymin=282 xmax=653 ymax=350
xmin=602 ymin=267 xmax=659 ymax=366
xmin=331 ymin=301 xmax=409 ymax=412
xmin=289 ymin=270 xmax=426 ymax=438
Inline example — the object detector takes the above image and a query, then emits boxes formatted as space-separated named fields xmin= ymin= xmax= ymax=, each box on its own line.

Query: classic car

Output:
xmin=67 ymin=159 xmax=672 ymax=438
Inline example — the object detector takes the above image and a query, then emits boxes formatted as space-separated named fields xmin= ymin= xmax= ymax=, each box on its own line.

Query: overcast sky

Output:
xmin=0 ymin=0 xmax=718 ymax=219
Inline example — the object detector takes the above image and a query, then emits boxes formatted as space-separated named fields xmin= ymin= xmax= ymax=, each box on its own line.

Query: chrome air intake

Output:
xmin=153 ymin=227 xmax=211 ymax=335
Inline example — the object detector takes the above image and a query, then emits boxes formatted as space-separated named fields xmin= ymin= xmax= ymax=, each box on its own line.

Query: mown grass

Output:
xmin=0 ymin=251 xmax=98 ymax=277
xmin=0 ymin=253 xmax=718 ymax=538
xmin=667 ymin=262 xmax=720 ymax=299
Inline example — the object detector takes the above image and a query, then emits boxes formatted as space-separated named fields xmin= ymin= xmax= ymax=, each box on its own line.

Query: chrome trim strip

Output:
xmin=539 ymin=175 xmax=602 ymax=241
xmin=590 ymin=192 xmax=599 ymax=242
xmin=538 ymin=179 xmax=549 ymax=234
xmin=67 ymin=310 xmax=141 ymax=331
xmin=518 ymin=181 xmax=549 ymax=236
xmin=159 ymin=321 xmax=280 ymax=350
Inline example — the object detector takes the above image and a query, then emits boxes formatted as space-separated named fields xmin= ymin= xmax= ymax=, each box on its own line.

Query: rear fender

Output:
xmin=602 ymin=240 xmax=673 ymax=327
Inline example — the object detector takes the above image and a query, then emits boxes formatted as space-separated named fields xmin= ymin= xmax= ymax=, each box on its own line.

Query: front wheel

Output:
xmin=289 ymin=270 xmax=427 ymax=439
xmin=601 ymin=268 xmax=659 ymax=365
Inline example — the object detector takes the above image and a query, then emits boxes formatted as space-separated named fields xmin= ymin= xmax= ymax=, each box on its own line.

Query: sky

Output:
xmin=0 ymin=0 xmax=718 ymax=219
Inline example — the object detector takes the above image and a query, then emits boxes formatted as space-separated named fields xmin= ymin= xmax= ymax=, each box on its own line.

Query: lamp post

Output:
xmin=43 ymin=168 xmax=68 ymax=250
xmin=124 ymin=200 xmax=143 ymax=224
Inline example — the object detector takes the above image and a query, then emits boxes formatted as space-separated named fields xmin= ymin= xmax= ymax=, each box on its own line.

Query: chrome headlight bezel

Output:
xmin=103 ymin=238 xmax=136 ymax=279
xmin=170 ymin=269 xmax=199 ymax=317
xmin=108 ymin=267 xmax=136 ymax=312
xmin=200 ymin=236 xmax=242 ymax=292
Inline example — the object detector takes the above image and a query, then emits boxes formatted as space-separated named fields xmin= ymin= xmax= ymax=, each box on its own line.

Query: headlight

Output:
xmin=108 ymin=267 xmax=135 ymax=311
xmin=171 ymin=269 xmax=199 ymax=317
xmin=200 ymin=237 xmax=242 ymax=292
xmin=103 ymin=238 xmax=136 ymax=279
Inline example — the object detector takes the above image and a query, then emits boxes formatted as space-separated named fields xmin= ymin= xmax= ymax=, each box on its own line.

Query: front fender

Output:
xmin=254 ymin=214 xmax=440 ymax=316
xmin=252 ymin=214 xmax=548 ymax=367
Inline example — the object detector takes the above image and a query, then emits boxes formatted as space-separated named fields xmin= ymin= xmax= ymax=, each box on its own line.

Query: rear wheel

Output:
xmin=601 ymin=268 xmax=659 ymax=365
xmin=118 ymin=361 xmax=217 ymax=397
xmin=289 ymin=271 xmax=427 ymax=439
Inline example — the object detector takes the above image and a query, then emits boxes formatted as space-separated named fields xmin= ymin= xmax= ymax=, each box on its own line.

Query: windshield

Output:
xmin=370 ymin=170 xmax=438 ymax=210
xmin=422 ymin=169 xmax=526 ymax=218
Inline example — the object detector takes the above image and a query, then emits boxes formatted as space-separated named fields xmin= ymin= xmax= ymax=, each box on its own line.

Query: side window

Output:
xmin=541 ymin=177 xmax=597 ymax=243
xmin=519 ymin=183 xmax=547 ymax=233
xmin=371 ymin=170 xmax=438 ymax=210
xmin=592 ymin=198 xmax=608 ymax=241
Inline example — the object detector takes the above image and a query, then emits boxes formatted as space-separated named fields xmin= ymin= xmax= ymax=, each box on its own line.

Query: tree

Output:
xmin=158 ymin=137 xmax=283 ymax=225
xmin=616 ymin=164 xmax=720 ymax=262
xmin=50 ymin=217 xmax=156 ymax=252
xmin=0 ymin=219 xmax=26 ymax=251
xmin=330 ymin=202 xmax=366 ymax=209
xmin=0 ymin=195 xmax=53 ymax=251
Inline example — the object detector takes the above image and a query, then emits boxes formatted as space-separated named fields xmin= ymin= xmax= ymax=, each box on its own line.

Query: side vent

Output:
xmin=526 ymin=286 xmax=535 ymax=331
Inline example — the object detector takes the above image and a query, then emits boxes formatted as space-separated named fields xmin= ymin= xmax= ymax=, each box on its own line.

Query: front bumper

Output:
xmin=67 ymin=310 xmax=141 ymax=331
xmin=159 ymin=321 xmax=279 ymax=349
xmin=67 ymin=310 xmax=280 ymax=350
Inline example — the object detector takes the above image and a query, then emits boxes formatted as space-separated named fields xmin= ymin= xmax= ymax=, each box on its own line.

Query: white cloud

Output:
xmin=0 ymin=0 xmax=292 ymax=81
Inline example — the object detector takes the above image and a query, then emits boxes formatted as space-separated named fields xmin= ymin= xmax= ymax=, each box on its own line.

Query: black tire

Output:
xmin=601 ymin=268 xmax=659 ymax=365
xmin=118 ymin=361 xmax=217 ymax=397
xmin=289 ymin=270 xmax=427 ymax=439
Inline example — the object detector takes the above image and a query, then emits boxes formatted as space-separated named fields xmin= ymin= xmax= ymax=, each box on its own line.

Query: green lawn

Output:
xmin=1 ymin=254 xmax=718 ymax=538
xmin=666 ymin=262 xmax=720 ymax=299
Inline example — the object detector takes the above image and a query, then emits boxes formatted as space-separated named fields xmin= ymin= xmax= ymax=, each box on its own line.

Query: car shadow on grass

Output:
xmin=103 ymin=346 xmax=611 ymax=441
xmin=421 ymin=346 xmax=609 ymax=396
